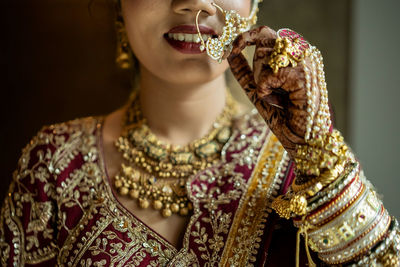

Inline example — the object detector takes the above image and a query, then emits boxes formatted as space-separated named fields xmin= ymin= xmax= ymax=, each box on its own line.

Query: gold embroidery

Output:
xmin=56 ymin=119 xmax=178 ymax=266
xmin=2 ymin=111 xmax=289 ymax=267
xmin=1 ymin=121 xmax=71 ymax=265
xmin=220 ymin=134 xmax=288 ymax=266
xmin=170 ymin=112 xmax=275 ymax=266
xmin=1 ymin=183 xmax=22 ymax=265
xmin=26 ymin=201 xmax=54 ymax=250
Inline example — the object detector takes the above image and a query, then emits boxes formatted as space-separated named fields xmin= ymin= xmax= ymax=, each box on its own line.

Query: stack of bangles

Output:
xmin=270 ymin=29 xmax=400 ymax=267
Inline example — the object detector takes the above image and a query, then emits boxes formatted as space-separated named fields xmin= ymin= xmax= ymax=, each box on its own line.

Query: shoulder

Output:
xmin=1 ymin=117 xmax=102 ymax=265
xmin=15 ymin=116 xmax=102 ymax=186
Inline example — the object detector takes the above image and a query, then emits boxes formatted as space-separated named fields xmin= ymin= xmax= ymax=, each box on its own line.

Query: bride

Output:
xmin=1 ymin=0 xmax=399 ymax=266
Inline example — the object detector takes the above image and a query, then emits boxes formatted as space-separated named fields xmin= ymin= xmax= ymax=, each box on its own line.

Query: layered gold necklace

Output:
xmin=113 ymin=91 xmax=237 ymax=217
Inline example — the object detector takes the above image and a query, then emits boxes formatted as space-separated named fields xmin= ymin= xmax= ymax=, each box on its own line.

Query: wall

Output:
xmin=1 ymin=0 xmax=131 ymax=200
xmin=350 ymin=0 xmax=400 ymax=218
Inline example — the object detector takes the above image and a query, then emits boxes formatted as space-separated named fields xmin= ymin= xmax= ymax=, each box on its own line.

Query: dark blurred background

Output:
xmin=1 ymin=0 xmax=399 ymax=218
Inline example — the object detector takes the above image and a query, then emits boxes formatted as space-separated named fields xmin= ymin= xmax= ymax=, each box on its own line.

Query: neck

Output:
xmin=138 ymin=67 xmax=227 ymax=146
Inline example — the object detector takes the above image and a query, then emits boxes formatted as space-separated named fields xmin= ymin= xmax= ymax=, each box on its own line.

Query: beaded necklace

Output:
xmin=113 ymin=91 xmax=237 ymax=217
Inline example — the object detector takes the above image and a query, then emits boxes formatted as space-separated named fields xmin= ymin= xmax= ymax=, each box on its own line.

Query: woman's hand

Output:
xmin=227 ymin=26 xmax=326 ymax=158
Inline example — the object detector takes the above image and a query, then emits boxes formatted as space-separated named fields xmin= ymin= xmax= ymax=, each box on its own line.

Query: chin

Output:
xmin=163 ymin=73 xmax=216 ymax=86
xmin=162 ymin=60 xmax=229 ymax=85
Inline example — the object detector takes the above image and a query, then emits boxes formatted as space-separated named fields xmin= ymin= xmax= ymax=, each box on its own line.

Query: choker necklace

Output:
xmin=113 ymin=91 xmax=237 ymax=217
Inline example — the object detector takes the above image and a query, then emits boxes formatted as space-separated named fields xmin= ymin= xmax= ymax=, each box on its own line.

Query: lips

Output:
xmin=167 ymin=25 xmax=217 ymax=35
xmin=164 ymin=25 xmax=218 ymax=54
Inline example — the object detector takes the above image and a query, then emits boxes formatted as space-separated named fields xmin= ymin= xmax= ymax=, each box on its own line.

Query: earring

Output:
xmin=195 ymin=2 xmax=258 ymax=63
xmin=115 ymin=18 xmax=132 ymax=69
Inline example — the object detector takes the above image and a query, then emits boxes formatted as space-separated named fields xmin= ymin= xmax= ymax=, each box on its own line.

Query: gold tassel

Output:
xmin=296 ymin=221 xmax=316 ymax=267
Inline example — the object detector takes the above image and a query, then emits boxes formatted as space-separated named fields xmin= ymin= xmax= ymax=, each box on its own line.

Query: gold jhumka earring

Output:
xmin=115 ymin=20 xmax=132 ymax=69
xmin=195 ymin=1 xmax=261 ymax=63
xmin=114 ymin=0 xmax=132 ymax=70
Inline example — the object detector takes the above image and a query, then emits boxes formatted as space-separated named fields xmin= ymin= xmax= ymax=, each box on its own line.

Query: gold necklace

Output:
xmin=113 ymin=91 xmax=237 ymax=217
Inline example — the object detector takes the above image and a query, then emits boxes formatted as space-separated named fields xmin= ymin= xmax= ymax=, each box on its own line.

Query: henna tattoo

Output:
xmin=228 ymin=26 xmax=322 ymax=158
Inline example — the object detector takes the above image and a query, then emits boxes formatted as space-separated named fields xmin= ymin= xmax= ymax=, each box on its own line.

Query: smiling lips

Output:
xmin=164 ymin=25 xmax=217 ymax=54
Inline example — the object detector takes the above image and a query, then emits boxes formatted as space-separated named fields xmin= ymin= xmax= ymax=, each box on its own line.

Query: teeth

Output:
xmin=202 ymin=34 xmax=211 ymax=41
xmin=168 ymin=33 xmax=211 ymax=43
xmin=184 ymin=33 xmax=193 ymax=42
xmin=193 ymin=35 xmax=201 ymax=43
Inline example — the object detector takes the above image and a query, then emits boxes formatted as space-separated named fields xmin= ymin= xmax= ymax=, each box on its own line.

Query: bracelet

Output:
xmin=292 ymin=158 xmax=348 ymax=195
xmin=293 ymin=171 xmax=362 ymax=228
xmin=307 ymin=162 xmax=359 ymax=213
xmin=295 ymin=130 xmax=350 ymax=177
xmin=351 ymin=218 xmax=400 ymax=267
xmin=307 ymin=187 xmax=383 ymax=253
xmin=318 ymin=204 xmax=385 ymax=254
xmin=308 ymin=173 xmax=363 ymax=226
xmin=319 ymin=208 xmax=391 ymax=264
xmin=271 ymin=159 xmax=354 ymax=219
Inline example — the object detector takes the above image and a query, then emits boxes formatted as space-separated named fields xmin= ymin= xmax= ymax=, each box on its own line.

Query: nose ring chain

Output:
xmin=195 ymin=2 xmax=257 ymax=63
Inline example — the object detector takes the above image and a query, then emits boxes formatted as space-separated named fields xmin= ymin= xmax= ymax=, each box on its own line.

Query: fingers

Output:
xmin=230 ymin=26 xmax=277 ymax=56
xmin=227 ymin=26 xmax=277 ymax=104
xmin=253 ymin=47 xmax=274 ymax=84
xmin=227 ymin=52 xmax=258 ymax=103
xmin=263 ymin=94 xmax=284 ymax=109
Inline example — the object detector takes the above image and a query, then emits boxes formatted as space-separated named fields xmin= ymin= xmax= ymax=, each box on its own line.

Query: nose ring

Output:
xmin=195 ymin=2 xmax=256 ymax=63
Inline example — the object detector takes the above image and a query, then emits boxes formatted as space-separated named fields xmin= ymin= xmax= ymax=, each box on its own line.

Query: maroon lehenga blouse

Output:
xmin=1 ymin=111 xmax=324 ymax=266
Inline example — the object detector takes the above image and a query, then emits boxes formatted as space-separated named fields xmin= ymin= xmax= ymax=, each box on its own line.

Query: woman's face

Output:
xmin=121 ymin=0 xmax=252 ymax=86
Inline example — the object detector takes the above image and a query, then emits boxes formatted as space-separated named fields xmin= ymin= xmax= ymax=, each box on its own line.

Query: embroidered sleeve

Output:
xmin=1 ymin=127 xmax=59 ymax=266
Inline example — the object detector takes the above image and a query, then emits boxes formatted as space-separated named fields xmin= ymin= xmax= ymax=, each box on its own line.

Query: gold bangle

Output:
xmin=292 ymin=159 xmax=347 ymax=195
xmin=293 ymin=171 xmax=362 ymax=228
xmin=307 ymin=162 xmax=360 ymax=213
xmin=295 ymin=129 xmax=350 ymax=177
xmin=308 ymin=174 xmax=363 ymax=227
xmin=308 ymin=188 xmax=386 ymax=256
xmin=319 ymin=209 xmax=391 ymax=264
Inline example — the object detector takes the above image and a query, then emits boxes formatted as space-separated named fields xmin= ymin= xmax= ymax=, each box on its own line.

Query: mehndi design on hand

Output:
xmin=228 ymin=26 xmax=328 ymax=157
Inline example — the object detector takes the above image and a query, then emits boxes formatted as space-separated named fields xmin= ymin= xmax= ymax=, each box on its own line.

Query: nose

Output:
xmin=172 ymin=0 xmax=217 ymax=16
